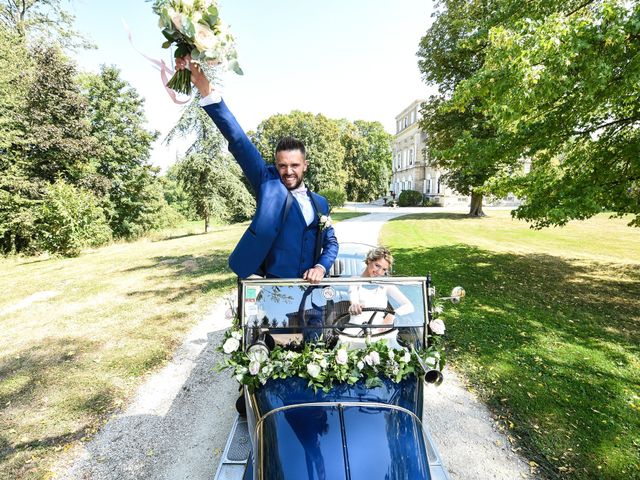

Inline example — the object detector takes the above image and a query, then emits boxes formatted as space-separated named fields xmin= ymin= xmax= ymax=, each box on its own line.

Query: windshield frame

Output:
xmin=238 ymin=276 xmax=430 ymax=349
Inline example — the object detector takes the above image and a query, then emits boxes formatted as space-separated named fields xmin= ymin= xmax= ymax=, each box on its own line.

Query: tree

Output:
xmin=0 ymin=26 xmax=29 ymax=167
xmin=1 ymin=44 xmax=97 ymax=253
xmin=417 ymin=0 xmax=512 ymax=217
xmin=18 ymin=45 xmax=97 ymax=183
xmin=166 ymin=98 xmax=255 ymax=230
xmin=174 ymin=153 xmax=254 ymax=232
xmin=250 ymin=111 xmax=347 ymax=193
xmin=35 ymin=179 xmax=111 ymax=256
xmin=0 ymin=0 xmax=91 ymax=49
xmin=340 ymin=120 xmax=392 ymax=202
xmin=418 ymin=0 xmax=639 ymax=225
xmin=81 ymin=65 xmax=172 ymax=237
xmin=450 ymin=0 xmax=640 ymax=227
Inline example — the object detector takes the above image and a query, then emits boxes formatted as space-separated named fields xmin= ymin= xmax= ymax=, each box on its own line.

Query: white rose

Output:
xmin=231 ymin=330 xmax=242 ymax=340
xmin=357 ymin=360 xmax=364 ymax=370
xmin=402 ymin=351 xmax=411 ymax=363
xmin=180 ymin=0 xmax=195 ymax=9
xmin=319 ymin=358 xmax=328 ymax=369
xmin=170 ymin=12 xmax=189 ymax=35
xmin=234 ymin=373 xmax=244 ymax=382
xmin=335 ymin=349 xmax=348 ymax=365
xmin=388 ymin=350 xmax=395 ymax=360
xmin=307 ymin=363 xmax=321 ymax=378
xmin=434 ymin=305 xmax=444 ymax=314
xmin=370 ymin=351 xmax=380 ymax=365
xmin=285 ymin=351 xmax=296 ymax=360
xmin=223 ymin=337 xmax=240 ymax=354
xmin=249 ymin=360 xmax=260 ymax=376
xmin=193 ymin=23 xmax=219 ymax=52
xmin=429 ymin=319 xmax=446 ymax=335
xmin=364 ymin=352 xmax=380 ymax=366
xmin=191 ymin=11 xmax=202 ymax=24
xmin=425 ymin=356 xmax=437 ymax=366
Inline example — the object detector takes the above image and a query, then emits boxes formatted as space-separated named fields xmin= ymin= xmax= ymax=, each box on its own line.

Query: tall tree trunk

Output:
xmin=204 ymin=215 xmax=210 ymax=233
xmin=469 ymin=191 xmax=485 ymax=217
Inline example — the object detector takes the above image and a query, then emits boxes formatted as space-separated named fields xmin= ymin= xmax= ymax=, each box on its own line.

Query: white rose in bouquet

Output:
xmin=194 ymin=23 xmax=218 ymax=52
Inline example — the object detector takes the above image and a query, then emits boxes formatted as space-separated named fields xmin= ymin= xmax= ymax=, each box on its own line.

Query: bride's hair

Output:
xmin=366 ymin=246 xmax=394 ymax=266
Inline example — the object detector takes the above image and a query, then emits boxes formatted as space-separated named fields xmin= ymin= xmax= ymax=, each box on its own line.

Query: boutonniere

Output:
xmin=318 ymin=214 xmax=333 ymax=231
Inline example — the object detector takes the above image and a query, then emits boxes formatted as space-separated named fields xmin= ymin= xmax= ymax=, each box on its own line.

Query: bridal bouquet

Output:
xmin=150 ymin=0 xmax=242 ymax=95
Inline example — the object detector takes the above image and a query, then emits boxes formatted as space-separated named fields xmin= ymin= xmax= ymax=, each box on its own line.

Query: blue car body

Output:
xmin=246 ymin=376 xmax=430 ymax=480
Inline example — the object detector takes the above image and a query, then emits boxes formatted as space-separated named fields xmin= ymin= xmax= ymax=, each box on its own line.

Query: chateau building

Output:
xmin=390 ymin=100 xmax=468 ymax=206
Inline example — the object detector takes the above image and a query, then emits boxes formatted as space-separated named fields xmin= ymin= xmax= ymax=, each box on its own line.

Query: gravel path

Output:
xmin=56 ymin=208 xmax=534 ymax=479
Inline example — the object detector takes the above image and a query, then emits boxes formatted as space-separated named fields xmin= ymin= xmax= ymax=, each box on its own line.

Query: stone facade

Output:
xmin=390 ymin=100 xmax=468 ymax=206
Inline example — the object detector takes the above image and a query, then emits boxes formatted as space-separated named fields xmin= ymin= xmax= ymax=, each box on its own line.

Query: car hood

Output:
xmin=257 ymin=402 xmax=432 ymax=480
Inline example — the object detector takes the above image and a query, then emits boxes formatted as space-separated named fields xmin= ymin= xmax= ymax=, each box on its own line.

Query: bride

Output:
xmin=344 ymin=247 xmax=414 ymax=340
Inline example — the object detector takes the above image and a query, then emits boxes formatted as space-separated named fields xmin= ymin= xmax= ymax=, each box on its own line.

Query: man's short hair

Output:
xmin=275 ymin=136 xmax=306 ymax=158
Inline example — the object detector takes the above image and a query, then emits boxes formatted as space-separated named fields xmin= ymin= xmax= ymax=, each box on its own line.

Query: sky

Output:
xmin=72 ymin=0 xmax=437 ymax=171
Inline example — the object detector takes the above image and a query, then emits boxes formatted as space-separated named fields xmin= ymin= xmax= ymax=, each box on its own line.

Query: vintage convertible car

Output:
xmin=215 ymin=244 xmax=462 ymax=480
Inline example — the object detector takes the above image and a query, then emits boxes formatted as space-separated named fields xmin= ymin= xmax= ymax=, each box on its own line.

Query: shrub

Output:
xmin=36 ymin=180 xmax=112 ymax=256
xmin=318 ymin=188 xmax=346 ymax=212
xmin=422 ymin=198 xmax=442 ymax=207
xmin=398 ymin=190 xmax=423 ymax=207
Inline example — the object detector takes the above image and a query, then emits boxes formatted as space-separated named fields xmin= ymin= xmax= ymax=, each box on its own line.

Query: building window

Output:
xmin=410 ymin=110 xmax=415 ymax=124
xmin=437 ymin=176 xmax=442 ymax=194
xmin=427 ymin=176 xmax=432 ymax=194
xmin=409 ymin=149 xmax=414 ymax=165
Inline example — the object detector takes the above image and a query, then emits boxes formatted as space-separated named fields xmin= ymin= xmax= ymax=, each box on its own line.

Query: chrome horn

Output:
xmin=424 ymin=369 xmax=444 ymax=386
xmin=411 ymin=346 xmax=444 ymax=386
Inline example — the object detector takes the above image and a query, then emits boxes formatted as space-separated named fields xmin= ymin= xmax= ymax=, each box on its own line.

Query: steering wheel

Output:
xmin=333 ymin=307 xmax=396 ymax=338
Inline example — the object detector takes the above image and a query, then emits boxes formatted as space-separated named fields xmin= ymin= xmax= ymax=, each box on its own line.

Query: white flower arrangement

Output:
xmin=150 ymin=0 xmax=243 ymax=94
xmin=218 ymin=328 xmax=445 ymax=393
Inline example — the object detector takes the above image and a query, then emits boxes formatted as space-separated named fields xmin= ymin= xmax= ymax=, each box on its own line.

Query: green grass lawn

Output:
xmin=330 ymin=210 xmax=368 ymax=222
xmin=383 ymin=210 xmax=640 ymax=480
xmin=0 ymin=213 xmax=362 ymax=479
xmin=0 ymin=220 xmax=244 ymax=479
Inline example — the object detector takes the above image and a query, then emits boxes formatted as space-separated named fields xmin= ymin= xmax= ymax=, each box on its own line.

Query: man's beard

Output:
xmin=281 ymin=175 xmax=303 ymax=190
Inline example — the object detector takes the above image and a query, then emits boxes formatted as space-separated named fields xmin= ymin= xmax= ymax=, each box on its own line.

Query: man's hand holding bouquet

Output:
xmin=150 ymin=0 xmax=242 ymax=95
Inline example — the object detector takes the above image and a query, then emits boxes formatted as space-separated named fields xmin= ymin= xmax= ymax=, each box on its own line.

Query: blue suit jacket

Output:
xmin=203 ymin=99 xmax=339 ymax=278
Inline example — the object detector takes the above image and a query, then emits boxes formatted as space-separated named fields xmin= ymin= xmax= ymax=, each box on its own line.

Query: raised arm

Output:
xmin=175 ymin=57 xmax=267 ymax=192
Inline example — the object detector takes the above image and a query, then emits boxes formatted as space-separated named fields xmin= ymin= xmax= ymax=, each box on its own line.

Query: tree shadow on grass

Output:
xmin=392 ymin=244 xmax=640 ymax=478
xmin=123 ymin=252 xmax=236 ymax=303
xmin=152 ymin=232 xmax=209 ymax=242
xmin=0 ymin=336 xmax=105 ymax=468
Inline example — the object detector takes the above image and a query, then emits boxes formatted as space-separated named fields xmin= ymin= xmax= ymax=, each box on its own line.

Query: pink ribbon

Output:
xmin=122 ymin=18 xmax=191 ymax=105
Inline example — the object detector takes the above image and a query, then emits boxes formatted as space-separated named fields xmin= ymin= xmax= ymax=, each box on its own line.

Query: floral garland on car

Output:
xmin=218 ymin=300 xmax=448 ymax=393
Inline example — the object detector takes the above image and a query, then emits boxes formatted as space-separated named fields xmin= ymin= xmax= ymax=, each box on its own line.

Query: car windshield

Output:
xmin=241 ymin=278 xmax=427 ymax=349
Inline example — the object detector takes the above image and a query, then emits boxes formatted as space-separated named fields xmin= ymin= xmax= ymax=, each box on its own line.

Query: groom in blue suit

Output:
xmin=177 ymin=57 xmax=339 ymax=282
